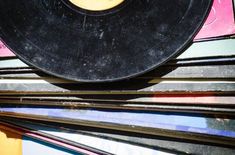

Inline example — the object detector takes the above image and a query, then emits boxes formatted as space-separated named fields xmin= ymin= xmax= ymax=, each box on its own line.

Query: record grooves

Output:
xmin=0 ymin=0 xmax=213 ymax=82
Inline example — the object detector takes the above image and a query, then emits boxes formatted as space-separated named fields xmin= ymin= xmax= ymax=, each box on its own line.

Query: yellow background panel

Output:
xmin=0 ymin=125 xmax=22 ymax=155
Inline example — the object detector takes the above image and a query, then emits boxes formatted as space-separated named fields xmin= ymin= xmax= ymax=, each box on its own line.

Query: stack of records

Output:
xmin=0 ymin=0 xmax=235 ymax=154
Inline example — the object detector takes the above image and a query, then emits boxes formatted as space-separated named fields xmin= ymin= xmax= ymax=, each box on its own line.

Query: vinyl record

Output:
xmin=0 ymin=0 xmax=212 ymax=82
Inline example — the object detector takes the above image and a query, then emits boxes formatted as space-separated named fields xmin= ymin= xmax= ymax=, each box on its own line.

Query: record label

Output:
xmin=69 ymin=0 xmax=124 ymax=11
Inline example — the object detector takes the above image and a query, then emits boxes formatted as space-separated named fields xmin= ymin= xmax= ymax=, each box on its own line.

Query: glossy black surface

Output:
xmin=0 ymin=0 xmax=212 ymax=82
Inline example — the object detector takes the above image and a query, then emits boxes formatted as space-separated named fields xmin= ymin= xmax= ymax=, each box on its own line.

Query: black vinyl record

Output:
xmin=0 ymin=0 xmax=212 ymax=82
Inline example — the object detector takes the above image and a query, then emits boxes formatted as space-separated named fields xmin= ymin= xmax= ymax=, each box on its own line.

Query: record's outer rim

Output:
xmin=0 ymin=0 xmax=213 ymax=83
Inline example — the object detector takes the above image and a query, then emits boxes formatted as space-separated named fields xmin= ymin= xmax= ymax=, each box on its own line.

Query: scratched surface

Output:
xmin=0 ymin=0 xmax=212 ymax=82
